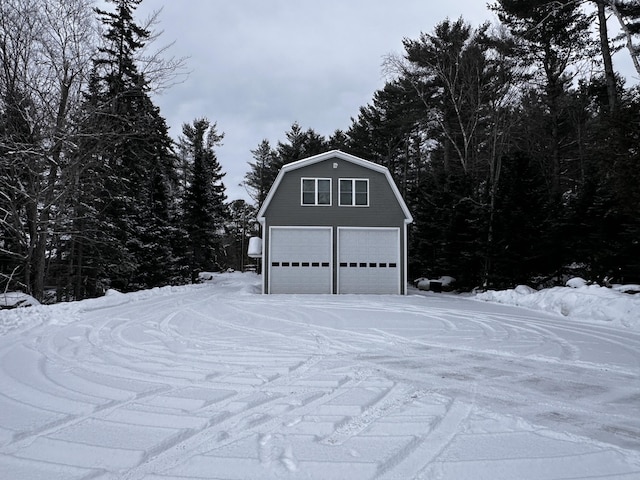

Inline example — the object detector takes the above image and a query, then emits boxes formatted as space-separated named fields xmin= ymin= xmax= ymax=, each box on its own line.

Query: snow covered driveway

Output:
xmin=1 ymin=273 xmax=639 ymax=479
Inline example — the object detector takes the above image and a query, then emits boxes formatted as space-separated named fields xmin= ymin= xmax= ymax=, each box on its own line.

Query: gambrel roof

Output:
xmin=257 ymin=150 xmax=413 ymax=223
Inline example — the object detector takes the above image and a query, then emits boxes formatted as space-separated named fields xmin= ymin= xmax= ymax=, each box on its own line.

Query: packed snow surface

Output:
xmin=1 ymin=273 xmax=639 ymax=479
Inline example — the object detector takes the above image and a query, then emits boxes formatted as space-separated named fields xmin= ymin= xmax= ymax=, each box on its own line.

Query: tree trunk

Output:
xmin=597 ymin=1 xmax=617 ymax=113
xmin=608 ymin=0 xmax=640 ymax=76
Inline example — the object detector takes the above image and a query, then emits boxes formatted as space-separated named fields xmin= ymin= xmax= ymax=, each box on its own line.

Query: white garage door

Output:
xmin=269 ymin=227 xmax=332 ymax=294
xmin=338 ymin=228 xmax=400 ymax=294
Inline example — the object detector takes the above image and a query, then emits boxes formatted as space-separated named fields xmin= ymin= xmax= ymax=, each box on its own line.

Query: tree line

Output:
xmin=246 ymin=1 xmax=640 ymax=290
xmin=0 ymin=0 xmax=252 ymax=302
xmin=2 ymin=0 xmax=639 ymax=303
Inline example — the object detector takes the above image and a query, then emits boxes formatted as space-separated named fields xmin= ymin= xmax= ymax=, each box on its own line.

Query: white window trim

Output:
xmin=339 ymin=178 xmax=369 ymax=207
xmin=301 ymin=178 xmax=332 ymax=206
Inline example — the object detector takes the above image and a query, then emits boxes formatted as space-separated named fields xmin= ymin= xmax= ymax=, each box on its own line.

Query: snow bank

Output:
xmin=0 ymin=272 xmax=261 ymax=336
xmin=3 ymin=272 xmax=638 ymax=337
xmin=476 ymin=283 xmax=640 ymax=330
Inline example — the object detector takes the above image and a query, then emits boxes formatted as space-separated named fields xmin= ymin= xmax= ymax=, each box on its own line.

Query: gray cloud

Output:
xmin=136 ymin=1 xmax=496 ymax=201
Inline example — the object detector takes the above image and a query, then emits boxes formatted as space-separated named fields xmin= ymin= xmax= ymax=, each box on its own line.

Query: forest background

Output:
xmin=1 ymin=0 xmax=639 ymax=302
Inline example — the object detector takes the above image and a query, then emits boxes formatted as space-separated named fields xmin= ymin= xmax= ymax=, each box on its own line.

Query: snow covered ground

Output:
xmin=1 ymin=273 xmax=639 ymax=479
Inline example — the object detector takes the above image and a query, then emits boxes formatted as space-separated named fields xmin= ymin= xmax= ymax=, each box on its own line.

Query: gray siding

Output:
xmin=263 ymin=159 xmax=406 ymax=226
xmin=261 ymin=156 xmax=409 ymax=294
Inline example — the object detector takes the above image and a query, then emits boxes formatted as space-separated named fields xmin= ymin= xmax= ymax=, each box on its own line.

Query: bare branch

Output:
xmin=136 ymin=7 xmax=190 ymax=93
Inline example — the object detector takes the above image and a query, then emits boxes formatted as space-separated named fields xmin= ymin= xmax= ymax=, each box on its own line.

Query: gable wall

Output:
xmin=262 ymin=158 xmax=406 ymax=227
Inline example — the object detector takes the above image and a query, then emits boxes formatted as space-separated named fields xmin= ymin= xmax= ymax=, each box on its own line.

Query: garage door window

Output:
xmin=339 ymin=179 xmax=368 ymax=206
xmin=302 ymin=178 xmax=331 ymax=205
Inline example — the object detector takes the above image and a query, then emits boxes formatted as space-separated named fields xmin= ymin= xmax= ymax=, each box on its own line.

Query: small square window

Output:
xmin=302 ymin=178 xmax=331 ymax=206
xmin=339 ymin=179 xmax=368 ymax=206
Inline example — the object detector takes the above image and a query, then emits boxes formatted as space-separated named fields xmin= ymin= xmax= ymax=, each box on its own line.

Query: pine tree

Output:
xmin=245 ymin=139 xmax=278 ymax=208
xmin=180 ymin=118 xmax=227 ymax=281
xmin=70 ymin=0 xmax=179 ymax=294
xmin=245 ymin=124 xmax=329 ymax=210
xmin=276 ymin=122 xmax=327 ymax=164
xmin=490 ymin=0 xmax=593 ymax=201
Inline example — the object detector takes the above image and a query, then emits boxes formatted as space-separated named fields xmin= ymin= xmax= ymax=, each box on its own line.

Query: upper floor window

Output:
xmin=339 ymin=179 xmax=369 ymax=206
xmin=301 ymin=178 xmax=331 ymax=205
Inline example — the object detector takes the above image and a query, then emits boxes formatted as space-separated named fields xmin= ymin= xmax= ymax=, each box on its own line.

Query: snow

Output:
xmin=0 ymin=291 xmax=40 ymax=309
xmin=1 ymin=272 xmax=639 ymax=479
xmin=476 ymin=279 xmax=640 ymax=330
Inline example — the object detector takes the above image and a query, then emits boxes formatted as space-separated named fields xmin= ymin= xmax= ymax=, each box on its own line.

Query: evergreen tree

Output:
xmin=347 ymin=79 xmax=425 ymax=198
xmin=276 ymin=122 xmax=327 ymax=164
xmin=245 ymin=139 xmax=278 ymax=208
xmin=327 ymin=129 xmax=350 ymax=151
xmin=180 ymin=118 xmax=227 ymax=281
xmin=224 ymin=199 xmax=257 ymax=272
xmin=245 ymin=123 xmax=329 ymax=210
xmin=490 ymin=0 xmax=593 ymax=201
xmin=71 ymin=0 xmax=179 ymax=294
xmin=393 ymin=19 xmax=510 ymax=287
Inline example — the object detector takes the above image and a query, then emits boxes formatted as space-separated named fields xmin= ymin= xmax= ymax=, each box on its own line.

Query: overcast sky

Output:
xmin=131 ymin=1 xmax=636 ymax=203
xmin=128 ymin=1 xmax=492 ymax=201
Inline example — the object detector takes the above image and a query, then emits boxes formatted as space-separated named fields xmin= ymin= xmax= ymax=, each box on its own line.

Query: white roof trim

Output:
xmin=257 ymin=150 xmax=413 ymax=224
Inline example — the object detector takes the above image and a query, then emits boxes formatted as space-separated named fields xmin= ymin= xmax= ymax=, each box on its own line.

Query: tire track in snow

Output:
xmin=3 ymin=281 xmax=639 ymax=478
xmin=320 ymin=384 xmax=429 ymax=446
xmin=25 ymin=293 xmax=375 ymax=478
xmin=2 ymin=383 xmax=171 ymax=454
xmin=112 ymin=372 xmax=366 ymax=479
xmin=375 ymin=398 xmax=474 ymax=480
xmin=218 ymin=295 xmax=640 ymax=452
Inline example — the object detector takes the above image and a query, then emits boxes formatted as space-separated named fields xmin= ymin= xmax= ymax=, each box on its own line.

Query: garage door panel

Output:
xmin=269 ymin=227 xmax=332 ymax=294
xmin=338 ymin=228 xmax=400 ymax=294
xmin=339 ymin=264 xmax=399 ymax=295
xmin=271 ymin=230 xmax=330 ymax=263
xmin=270 ymin=265 xmax=331 ymax=294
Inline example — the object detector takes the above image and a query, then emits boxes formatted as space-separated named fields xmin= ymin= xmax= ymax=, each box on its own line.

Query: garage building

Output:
xmin=256 ymin=150 xmax=413 ymax=294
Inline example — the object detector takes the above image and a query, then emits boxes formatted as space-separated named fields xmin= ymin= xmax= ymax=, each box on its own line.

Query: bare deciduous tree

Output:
xmin=0 ymin=0 xmax=97 ymax=300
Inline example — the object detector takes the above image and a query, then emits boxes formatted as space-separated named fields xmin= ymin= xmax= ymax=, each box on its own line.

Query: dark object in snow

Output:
xmin=613 ymin=284 xmax=640 ymax=295
xmin=0 ymin=292 xmax=41 ymax=309
xmin=197 ymin=272 xmax=215 ymax=282
xmin=415 ymin=276 xmax=455 ymax=292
